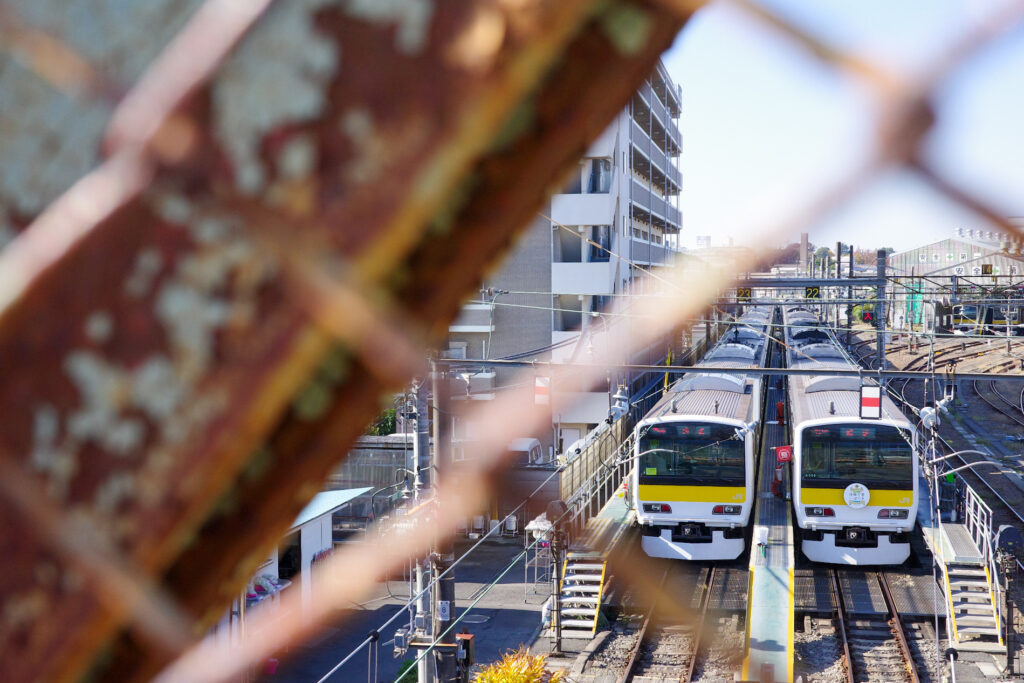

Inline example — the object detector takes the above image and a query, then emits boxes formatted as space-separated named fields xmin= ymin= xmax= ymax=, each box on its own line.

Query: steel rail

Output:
xmin=619 ymin=566 xmax=670 ymax=683
xmin=971 ymin=379 xmax=1024 ymax=428
xmin=878 ymin=572 xmax=921 ymax=683
xmin=829 ymin=570 xmax=855 ymax=683
xmin=682 ymin=566 xmax=716 ymax=683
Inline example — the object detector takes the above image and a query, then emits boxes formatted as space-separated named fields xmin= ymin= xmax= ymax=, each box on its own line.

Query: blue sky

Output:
xmin=661 ymin=0 xmax=1024 ymax=252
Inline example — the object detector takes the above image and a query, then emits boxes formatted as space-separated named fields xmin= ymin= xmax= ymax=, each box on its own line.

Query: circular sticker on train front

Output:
xmin=843 ymin=483 xmax=870 ymax=508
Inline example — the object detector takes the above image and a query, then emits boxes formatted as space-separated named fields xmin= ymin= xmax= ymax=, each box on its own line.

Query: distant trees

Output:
xmin=367 ymin=408 xmax=396 ymax=435
xmin=852 ymin=247 xmax=895 ymax=264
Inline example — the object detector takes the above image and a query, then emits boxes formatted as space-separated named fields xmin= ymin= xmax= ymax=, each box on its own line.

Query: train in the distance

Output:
xmin=783 ymin=306 xmax=919 ymax=565
xmin=631 ymin=306 xmax=773 ymax=560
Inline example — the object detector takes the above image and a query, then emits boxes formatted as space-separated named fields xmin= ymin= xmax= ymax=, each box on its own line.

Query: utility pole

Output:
xmin=412 ymin=380 xmax=433 ymax=683
xmin=835 ymin=241 xmax=842 ymax=334
xmin=847 ymin=244 xmax=854 ymax=344
xmin=431 ymin=363 xmax=457 ymax=682
xmin=876 ymin=249 xmax=887 ymax=374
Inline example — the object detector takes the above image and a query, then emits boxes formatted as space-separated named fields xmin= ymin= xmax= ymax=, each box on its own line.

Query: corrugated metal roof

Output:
xmin=291 ymin=487 xmax=372 ymax=530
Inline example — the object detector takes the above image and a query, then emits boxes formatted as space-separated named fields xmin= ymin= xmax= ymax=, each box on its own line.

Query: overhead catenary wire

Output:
xmin=314 ymin=455 xmax=575 ymax=683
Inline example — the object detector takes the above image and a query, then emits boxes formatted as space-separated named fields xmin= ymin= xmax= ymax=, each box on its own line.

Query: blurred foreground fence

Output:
xmin=1 ymin=0 xmax=1023 ymax=681
xmin=0 ymin=0 xmax=692 ymax=680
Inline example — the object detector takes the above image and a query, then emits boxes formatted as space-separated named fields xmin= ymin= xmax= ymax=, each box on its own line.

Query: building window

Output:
xmin=589 ymin=225 xmax=611 ymax=262
xmin=588 ymin=159 xmax=612 ymax=193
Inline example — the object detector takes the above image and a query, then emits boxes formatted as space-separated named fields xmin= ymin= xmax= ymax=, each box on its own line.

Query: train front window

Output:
xmin=956 ymin=305 xmax=978 ymax=319
xmin=801 ymin=424 xmax=912 ymax=488
xmin=639 ymin=422 xmax=745 ymax=486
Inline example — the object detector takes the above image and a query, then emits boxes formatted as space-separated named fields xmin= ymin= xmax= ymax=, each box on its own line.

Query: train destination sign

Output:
xmin=860 ymin=385 xmax=881 ymax=419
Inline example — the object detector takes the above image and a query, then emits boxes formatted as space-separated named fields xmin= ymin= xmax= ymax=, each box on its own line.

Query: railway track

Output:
xmin=620 ymin=565 xmax=714 ymax=683
xmin=972 ymin=378 xmax=1024 ymax=427
xmin=846 ymin=332 xmax=1024 ymax=557
xmin=831 ymin=570 xmax=918 ymax=683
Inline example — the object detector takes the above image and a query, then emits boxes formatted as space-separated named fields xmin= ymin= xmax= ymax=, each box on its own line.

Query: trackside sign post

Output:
xmin=860 ymin=385 xmax=881 ymax=419
xmin=776 ymin=445 xmax=792 ymax=463
xmin=535 ymin=376 xmax=550 ymax=405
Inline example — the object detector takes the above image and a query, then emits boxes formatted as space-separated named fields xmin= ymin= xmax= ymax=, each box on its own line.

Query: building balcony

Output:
xmin=630 ymin=178 xmax=680 ymax=231
xmin=448 ymin=303 xmax=493 ymax=333
xmin=630 ymin=122 xmax=681 ymax=190
xmin=625 ymin=237 xmax=674 ymax=266
xmin=550 ymin=187 xmax=616 ymax=227
xmin=552 ymin=261 xmax=615 ymax=296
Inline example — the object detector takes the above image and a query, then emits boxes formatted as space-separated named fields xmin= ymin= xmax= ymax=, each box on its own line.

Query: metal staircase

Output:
xmin=943 ymin=562 xmax=1004 ymax=653
xmin=938 ymin=487 xmax=1006 ymax=655
xmin=557 ymin=553 xmax=607 ymax=637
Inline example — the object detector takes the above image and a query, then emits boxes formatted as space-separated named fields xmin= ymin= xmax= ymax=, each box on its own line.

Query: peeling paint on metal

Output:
xmin=7 ymin=0 xmax=204 ymax=84
xmin=213 ymin=0 xmax=338 ymax=194
xmin=64 ymin=350 xmax=146 ymax=457
xmin=2 ymin=589 xmax=47 ymax=630
xmin=345 ymin=0 xmax=434 ymax=55
xmin=276 ymin=134 xmax=317 ymax=181
xmin=0 ymin=58 xmax=108 ymax=214
xmin=123 ymin=247 xmax=164 ymax=298
xmin=84 ymin=310 xmax=114 ymax=343
xmin=339 ymin=108 xmax=386 ymax=184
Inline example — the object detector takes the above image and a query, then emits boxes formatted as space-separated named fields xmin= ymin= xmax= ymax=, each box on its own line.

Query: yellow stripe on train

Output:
xmin=800 ymin=488 xmax=913 ymax=506
xmin=638 ymin=485 xmax=746 ymax=503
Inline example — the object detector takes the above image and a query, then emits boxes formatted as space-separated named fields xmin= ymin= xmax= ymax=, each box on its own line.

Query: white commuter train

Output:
xmin=632 ymin=307 xmax=773 ymax=560
xmin=783 ymin=306 xmax=919 ymax=565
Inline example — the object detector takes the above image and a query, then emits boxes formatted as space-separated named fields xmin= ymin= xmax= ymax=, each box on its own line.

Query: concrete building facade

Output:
xmin=447 ymin=61 xmax=682 ymax=457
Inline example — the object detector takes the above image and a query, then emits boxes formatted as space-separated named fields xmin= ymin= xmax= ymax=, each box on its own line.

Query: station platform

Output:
xmin=742 ymin=343 xmax=795 ymax=683
xmin=570 ymin=482 xmax=634 ymax=556
xmin=556 ymin=482 xmax=635 ymax=639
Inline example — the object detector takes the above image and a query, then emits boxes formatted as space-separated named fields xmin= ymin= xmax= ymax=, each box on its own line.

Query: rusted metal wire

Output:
xmin=0 ymin=0 xmax=1022 ymax=681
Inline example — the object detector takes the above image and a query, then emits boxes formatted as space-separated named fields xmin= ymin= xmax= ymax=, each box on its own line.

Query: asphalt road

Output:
xmin=262 ymin=537 xmax=548 ymax=683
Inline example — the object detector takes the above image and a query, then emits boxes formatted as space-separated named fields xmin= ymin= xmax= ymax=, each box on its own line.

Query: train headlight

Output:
xmin=642 ymin=503 xmax=672 ymax=513
xmin=805 ymin=506 xmax=835 ymax=517
xmin=877 ymin=509 xmax=909 ymax=519
xmin=712 ymin=505 xmax=741 ymax=515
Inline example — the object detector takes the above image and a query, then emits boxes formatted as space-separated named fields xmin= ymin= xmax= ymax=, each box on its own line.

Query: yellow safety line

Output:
xmin=741 ymin=567 xmax=755 ymax=680
xmin=943 ymin=564 xmax=959 ymax=642
xmin=559 ymin=556 xmax=568 ymax=633
xmin=591 ymin=561 xmax=607 ymax=635
xmin=787 ymin=566 xmax=795 ymax=683
xmin=985 ymin=566 xmax=1003 ymax=646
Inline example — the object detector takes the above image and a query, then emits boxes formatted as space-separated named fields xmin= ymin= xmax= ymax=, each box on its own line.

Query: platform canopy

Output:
xmin=291 ymin=487 xmax=372 ymax=531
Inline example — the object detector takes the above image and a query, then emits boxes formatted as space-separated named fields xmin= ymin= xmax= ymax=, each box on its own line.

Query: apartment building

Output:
xmin=446 ymin=61 xmax=683 ymax=458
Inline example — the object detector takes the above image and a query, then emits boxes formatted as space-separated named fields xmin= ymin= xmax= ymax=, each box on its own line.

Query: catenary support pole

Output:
xmin=431 ymin=362 xmax=457 ymax=682
xmin=413 ymin=380 xmax=433 ymax=683
xmin=877 ymin=249 xmax=887 ymax=374
xmin=847 ymin=244 xmax=854 ymax=344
